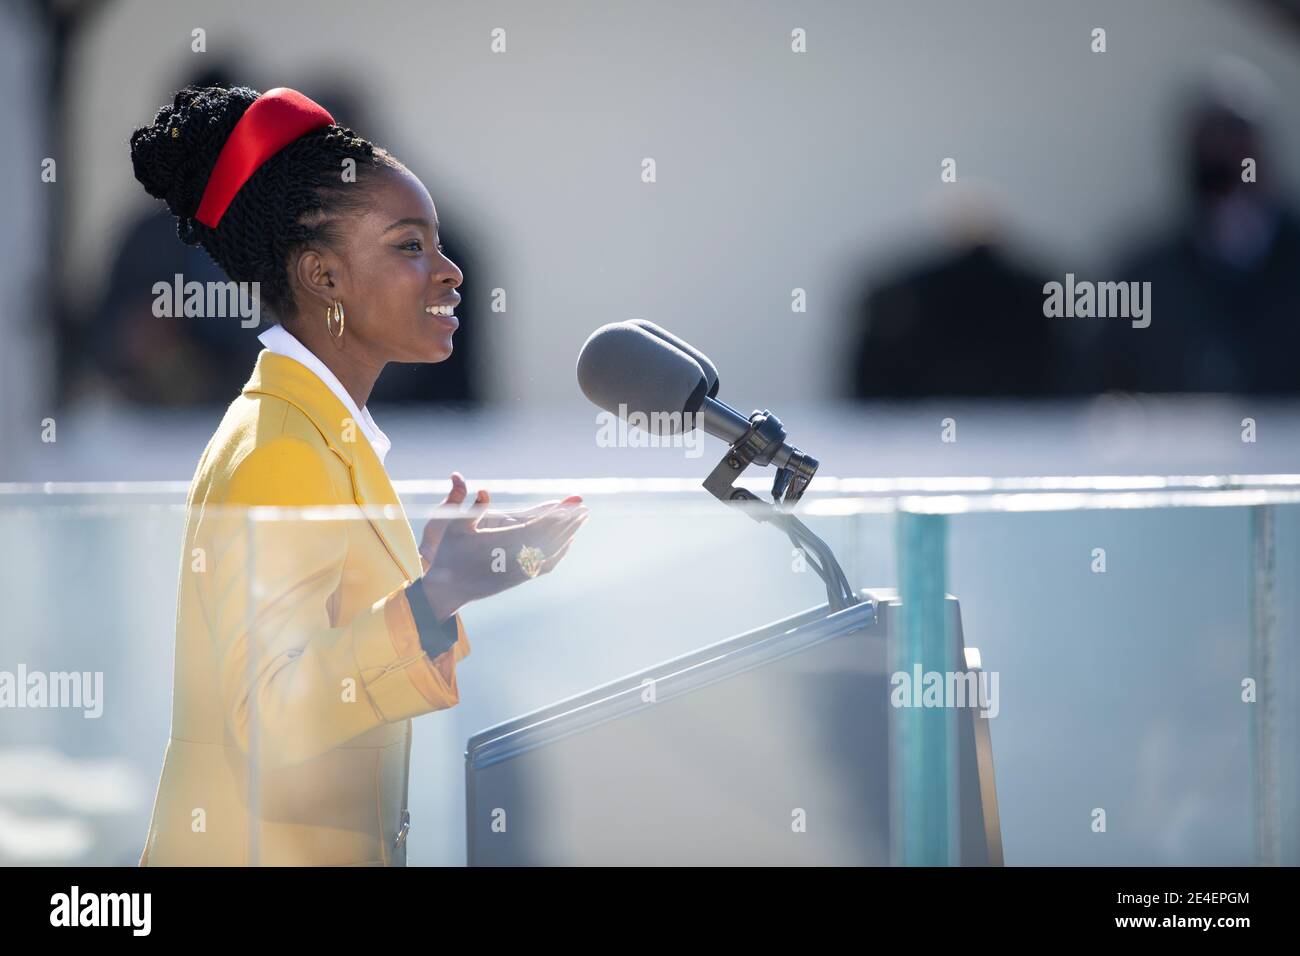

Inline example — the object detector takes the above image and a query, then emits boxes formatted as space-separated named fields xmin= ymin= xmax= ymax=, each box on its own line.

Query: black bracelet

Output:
xmin=404 ymin=579 xmax=460 ymax=659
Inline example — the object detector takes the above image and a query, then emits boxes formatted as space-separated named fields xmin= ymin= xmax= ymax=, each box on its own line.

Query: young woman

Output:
xmin=130 ymin=84 xmax=588 ymax=865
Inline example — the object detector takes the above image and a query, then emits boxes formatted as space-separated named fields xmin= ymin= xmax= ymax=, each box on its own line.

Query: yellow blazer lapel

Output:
xmin=242 ymin=350 xmax=423 ymax=582
xmin=347 ymin=436 xmax=424 ymax=581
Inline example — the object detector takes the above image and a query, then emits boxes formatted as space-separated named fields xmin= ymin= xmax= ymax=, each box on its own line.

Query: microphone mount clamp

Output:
xmin=703 ymin=408 xmax=816 ymax=505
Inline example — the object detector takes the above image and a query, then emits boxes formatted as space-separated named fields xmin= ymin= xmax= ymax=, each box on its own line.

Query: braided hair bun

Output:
xmin=129 ymin=84 xmax=400 ymax=319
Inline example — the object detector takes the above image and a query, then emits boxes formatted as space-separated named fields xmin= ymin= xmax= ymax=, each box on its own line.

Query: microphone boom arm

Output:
xmin=702 ymin=409 xmax=860 ymax=612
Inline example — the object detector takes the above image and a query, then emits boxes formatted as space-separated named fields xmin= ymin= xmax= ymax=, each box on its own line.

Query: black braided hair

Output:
xmin=129 ymin=84 xmax=402 ymax=320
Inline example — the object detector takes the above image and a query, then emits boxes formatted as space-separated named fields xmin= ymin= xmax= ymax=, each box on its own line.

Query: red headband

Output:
xmin=194 ymin=87 xmax=336 ymax=228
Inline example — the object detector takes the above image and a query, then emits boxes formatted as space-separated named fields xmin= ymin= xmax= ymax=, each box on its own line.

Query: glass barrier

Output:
xmin=0 ymin=480 xmax=1295 ymax=866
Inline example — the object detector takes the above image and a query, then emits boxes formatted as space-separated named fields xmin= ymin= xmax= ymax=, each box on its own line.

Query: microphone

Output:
xmin=576 ymin=321 xmax=707 ymax=427
xmin=575 ymin=321 xmax=803 ymax=470
xmin=576 ymin=321 xmax=852 ymax=609
xmin=628 ymin=319 xmax=719 ymax=398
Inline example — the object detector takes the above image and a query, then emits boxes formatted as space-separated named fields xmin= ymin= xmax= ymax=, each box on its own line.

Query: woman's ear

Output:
xmin=292 ymin=248 xmax=343 ymax=310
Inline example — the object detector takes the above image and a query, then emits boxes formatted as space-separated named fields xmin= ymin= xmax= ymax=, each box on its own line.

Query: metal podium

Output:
xmin=465 ymin=588 xmax=1003 ymax=866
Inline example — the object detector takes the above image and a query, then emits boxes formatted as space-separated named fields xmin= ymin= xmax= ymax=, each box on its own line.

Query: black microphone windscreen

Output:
xmin=628 ymin=320 xmax=720 ymax=398
xmin=576 ymin=322 xmax=709 ymax=423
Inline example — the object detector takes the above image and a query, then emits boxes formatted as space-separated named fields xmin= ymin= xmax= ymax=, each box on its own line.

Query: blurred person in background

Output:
xmin=88 ymin=64 xmax=252 ymax=405
xmin=1102 ymin=56 xmax=1300 ymax=394
xmin=128 ymin=83 xmax=587 ymax=865
xmin=847 ymin=187 xmax=1070 ymax=398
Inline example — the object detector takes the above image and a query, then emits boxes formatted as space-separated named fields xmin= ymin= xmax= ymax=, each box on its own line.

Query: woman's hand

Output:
xmin=417 ymin=472 xmax=588 ymax=619
xmin=476 ymin=497 xmax=578 ymax=530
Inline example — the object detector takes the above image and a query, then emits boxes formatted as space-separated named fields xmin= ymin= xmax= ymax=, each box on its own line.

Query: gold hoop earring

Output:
xmin=326 ymin=300 xmax=345 ymax=339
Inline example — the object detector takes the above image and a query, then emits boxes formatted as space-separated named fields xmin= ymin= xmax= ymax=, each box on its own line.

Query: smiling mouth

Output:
xmin=424 ymin=307 xmax=459 ymax=330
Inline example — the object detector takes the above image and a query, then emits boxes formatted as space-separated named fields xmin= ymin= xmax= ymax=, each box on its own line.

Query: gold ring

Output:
xmin=516 ymin=545 xmax=546 ymax=578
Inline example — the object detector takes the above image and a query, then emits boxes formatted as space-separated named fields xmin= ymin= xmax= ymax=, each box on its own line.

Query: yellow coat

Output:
xmin=139 ymin=349 xmax=470 ymax=866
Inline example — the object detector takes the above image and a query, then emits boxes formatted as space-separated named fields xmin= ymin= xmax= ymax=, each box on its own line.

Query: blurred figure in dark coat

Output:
xmin=848 ymin=189 xmax=1067 ymax=398
xmin=1103 ymin=57 xmax=1300 ymax=394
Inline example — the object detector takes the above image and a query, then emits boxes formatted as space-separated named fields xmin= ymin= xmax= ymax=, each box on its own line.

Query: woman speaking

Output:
xmin=130 ymin=84 xmax=588 ymax=866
